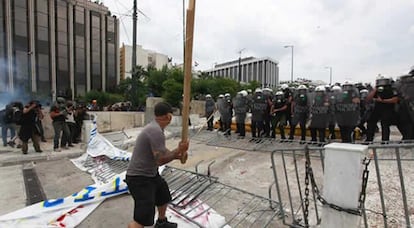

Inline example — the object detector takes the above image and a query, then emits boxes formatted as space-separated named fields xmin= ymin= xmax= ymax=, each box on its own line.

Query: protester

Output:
xmin=125 ymin=102 xmax=189 ymax=228
xmin=19 ymin=100 xmax=42 ymax=154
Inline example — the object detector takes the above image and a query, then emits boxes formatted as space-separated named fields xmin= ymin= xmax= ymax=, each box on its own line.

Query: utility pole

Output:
xmin=325 ymin=66 xmax=332 ymax=85
xmin=238 ymin=48 xmax=245 ymax=82
xmin=284 ymin=45 xmax=294 ymax=83
xmin=132 ymin=0 xmax=137 ymax=72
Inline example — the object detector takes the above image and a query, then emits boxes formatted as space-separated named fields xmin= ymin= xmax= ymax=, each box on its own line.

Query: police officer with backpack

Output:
xmin=289 ymin=85 xmax=309 ymax=142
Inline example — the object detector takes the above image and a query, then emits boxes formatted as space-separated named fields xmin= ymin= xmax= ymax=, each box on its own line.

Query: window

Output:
xmin=36 ymin=13 xmax=48 ymax=27
xmin=75 ymin=8 xmax=84 ymax=23
xmin=38 ymin=67 xmax=49 ymax=81
xmin=14 ymin=0 xmax=26 ymax=8
xmin=57 ymin=57 xmax=68 ymax=71
xmin=37 ymin=26 xmax=48 ymax=41
xmin=57 ymin=5 xmax=67 ymax=18
xmin=57 ymin=33 xmax=67 ymax=44
xmin=36 ymin=0 xmax=48 ymax=13
xmin=14 ymin=7 xmax=27 ymax=22
xmin=57 ymin=44 xmax=68 ymax=57
xmin=14 ymin=21 xmax=27 ymax=36
xmin=75 ymin=23 xmax=85 ymax=36
xmin=75 ymin=36 xmax=85 ymax=48
xmin=57 ymin=18 xmax=67 ymax=32
xmin=37 ymin=53 xmax=49 ymax=67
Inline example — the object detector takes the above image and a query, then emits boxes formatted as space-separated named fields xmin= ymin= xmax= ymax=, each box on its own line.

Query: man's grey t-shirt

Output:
xmin=126 ymin=121 xmax=168 ymax=177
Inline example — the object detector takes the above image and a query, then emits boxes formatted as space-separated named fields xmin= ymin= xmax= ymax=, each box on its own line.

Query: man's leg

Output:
xmin=1 ymin=126 xmax=7 ymax=146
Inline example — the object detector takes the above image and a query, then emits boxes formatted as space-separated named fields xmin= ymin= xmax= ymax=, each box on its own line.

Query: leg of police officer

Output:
xmin=365 ymin=109 xmax=381 ymax=142
xmin=300 ymin=117 xmax=307 ymax=141
xmin=380 ymin=111 xmax=393 ymax=142
xmin=270 ymin=116 xmax=277 ymax=138
xmin=310 ymin=128 xmax=317 ymax=142
xmin=279 ymin=115 xmax=287 ymax=140
xmin=251 ymin=120 xmax=257 ymax=138
xmin=1 ymin=125 xmax=7 ymax=146
xmin=53 ymin=121 xmax=64 ymax=150
xmin=318 ymin=128 xmax=325 ymax=143
xmin=240 ymin=119 xmax=246 ymax=137
xmin=31 ymin=131 xmax=42 ymax=152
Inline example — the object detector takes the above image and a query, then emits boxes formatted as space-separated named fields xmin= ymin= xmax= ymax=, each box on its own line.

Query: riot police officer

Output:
xmin=357 ymin=89 xmax=370 ymax=138
xmin=289 ymin=85 xmax=309 ymax=142
xmin=281 ymin=84 xmax=293 ymax=128
xmin=334 ymin=81 xmax=360 ymax=143
xmin=270 ymin=91 xmax=288 ymax=140
xmin=251 ymin=88 xmax=267 ymax=138
xmin=262 ymin=88 xmax=273 ymax=137
xmin=216 ymin=94 xmax=225 ymax=131
xmin=394 ymin=74 xmax=414 ymax=140
xmin=365 ymin=76 xmax=399 ymax=142
xmin=220 ymin=93 xmax=233 ymax=136
xmin=328 ymin=86 xmax=342 ymax=140
xmin=233 ymin=90 xmax=248 ymax=138
xmin=309 ymin=86 xmax=331 ymax=144
xmin=204 ymin=94 xmax=216 ymax=131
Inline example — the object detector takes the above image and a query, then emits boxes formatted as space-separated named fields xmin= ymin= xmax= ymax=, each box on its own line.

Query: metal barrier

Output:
xmin=270 ymin=142 xmax=414 ymax=228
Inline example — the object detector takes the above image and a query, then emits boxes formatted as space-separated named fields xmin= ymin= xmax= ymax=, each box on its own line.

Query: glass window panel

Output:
xmin=92 ymin=51 xmax=100 ymax=60
xmin=75 ymin=47 xmax=85 ymax=60
xmin=37 ymin=26 xmax=48 ymax=41
xmin=37 ymin=53 xmax=49 ymax=67
xmin=36 ymin=13 xmax=48 ymax=26
xmin=91 ymin=40 xmax=100 ymax=50
xmin=57 ymin=57 xmax=68 ymax=71
xmin=38 ymin=67 xmax=49 ymax=81
xmin=91 ymin=15 xmax=100 ymax=27
xmin=14 ymin=0 xmax=27 ymax=8
xmin=107 ymin=32 xmax=115 ymax=43
xmin=14 ymin=7 xmax=27 ymax=22
xmin=15 ymin=51 xmax=29 ymax=80
xmin=57 ymin=5 xmax=67 ymax=18
xmin=75 ymin=23 xmax=85 ymax=36
xmin=107 ymin=17 xmax=114 ymax=31
xmin=36 ymin=40 xmax=49 ymax=54
xmin=92 ymin=63 xmax=100 ymax=73
xmin=76 ymin=61 xmax=85 ymax=73
xmin=14 ymin=21 xmax=27 ymax=36
xmin=75 ymin=36 xmax=84 ymax=48
xmin=92 ymin=28 xmax=100 ymax=37
xmin=57 ymin=44 xmax=67 ymax=57
xmin=57 ymin=18 xmax=67 ymax=32
xmin=75 ymin=10 xmax=84 ymax=23
xmin=57 ymin=33 xmax=67 ymax=44
xmin=36 ymin=0 xmax=48 ymax=13
xmin=14 ymin=36 xmax=28 ymax=50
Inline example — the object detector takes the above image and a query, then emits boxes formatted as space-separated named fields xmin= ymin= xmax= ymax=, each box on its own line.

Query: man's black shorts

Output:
xmin=125 ymin=174 xmax=172 ymax=226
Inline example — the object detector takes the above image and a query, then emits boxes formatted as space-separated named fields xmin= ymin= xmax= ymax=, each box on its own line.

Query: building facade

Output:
xmin=204 ymin=57 xmax=279 ymax=88
xmin=0 ymin=0 xmax=119 ymax=101
xmin=120 ymin=44 xmax=171 ymax=80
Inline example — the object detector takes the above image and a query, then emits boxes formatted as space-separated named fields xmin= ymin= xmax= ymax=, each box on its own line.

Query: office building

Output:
xmin=0 ymin=0 xmax=119 ymax=100
xmin=120 ymin=44 xmax=171 ymax=80
xmin=204 ymin=57 xmax=279 ymax=88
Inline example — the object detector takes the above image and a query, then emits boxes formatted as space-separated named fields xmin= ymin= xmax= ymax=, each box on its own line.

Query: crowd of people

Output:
xmin=206 ymin=67 xmax=414 ymax=144
xmin=0 ymin=97 xmax=90 ymax=154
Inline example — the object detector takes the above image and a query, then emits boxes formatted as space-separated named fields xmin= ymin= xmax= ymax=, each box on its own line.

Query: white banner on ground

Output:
xmin=0 ymin=118 xmax=228 ymax=228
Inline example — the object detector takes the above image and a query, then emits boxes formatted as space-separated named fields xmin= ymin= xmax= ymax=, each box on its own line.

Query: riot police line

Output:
xmin=205 ymin=67 xmax=414 ymax=144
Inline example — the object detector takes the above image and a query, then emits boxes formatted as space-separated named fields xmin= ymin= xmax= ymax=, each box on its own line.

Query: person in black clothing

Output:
xmin=19 ymin=101 xmax=42 ymax=154
xmin=289 ymin=85 xmax=309 ymax=142
xmin=50 ymin=97 xmax=71 ymax=151
xmin=365 ymin=76 xmax=399 ymax=142
xmin=270 ymin=91 xmax=288 ymax=140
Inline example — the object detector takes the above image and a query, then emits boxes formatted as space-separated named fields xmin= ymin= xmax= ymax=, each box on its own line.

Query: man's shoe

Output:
xmin=7 ymin=141 xmax=15 ymax=148
xmin=154 ymin=219 xmax=177 ymax=228
xmin=36 ymin=150 xmax=43 ymax=153
xmin=41 ymin=139 xmax=47 ymax=142
xmin=68 ymin=144 xmax=75 ymax=147
xmin=22 ymin=151 xmax=28 ymax=154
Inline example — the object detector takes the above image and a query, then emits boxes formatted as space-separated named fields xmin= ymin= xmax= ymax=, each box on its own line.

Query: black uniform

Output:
xmin=309 ymin=93 xmax=330 ymax=143
xmin=270 ymin=95 xmax=287 ymax=139
xmin=334 ymin=88 xmax=360 ymax=143
xmin=366 ymin=85 xmax=398 ymax=142
xmin=251 ymin=94 xmax=267 ymax=138
xmin=233 ymin=95 xmax=248 ymax=137
xmin=289 ymin=92 xmax=309 ymax=141
xmin=205 ymin=98 xmax=216 ymax=131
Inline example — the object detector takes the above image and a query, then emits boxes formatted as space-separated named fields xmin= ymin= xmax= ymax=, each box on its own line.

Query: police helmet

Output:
xmin=332 ymin=85 xmax=342 ymax=92
xmin=315 ymin=85 xmax=326 ymax=92
xmin=255 ymin=88 xmax=263 ymax=93
xmin=275 ymin=91 xmax=284 ymax=96
xmin=342 ymin=80 xmax=355 ymax=91
xmin=375 ymin=76 xmax=391 ymax=87
xmin=360 ymin=89 xmax=369 ymax=94
xmin=240 ymin=90 xmax=248 ymax=97
xmin=281 ymin=84 xmax=289 ymax=90
xmin=247 ymin=89 xmax=252 ymax=93
xmin=56 ymin=97 xmax=66 ymax=104
xmin=206 ymin=94 xmax=212 ymax=99
xmin=297 ymin=85 xmax=307 ymax=90
xmin=218 ymin=94 xmax=224 ymax=98
xmin=224 ymin=93 xmax=231 ymax=97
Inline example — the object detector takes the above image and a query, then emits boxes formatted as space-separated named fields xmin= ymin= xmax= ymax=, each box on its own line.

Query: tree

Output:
xmin=117 ymin=65 xmax=148 ymax=109
xmin=146 ymin=65 xmax=168 ymax=97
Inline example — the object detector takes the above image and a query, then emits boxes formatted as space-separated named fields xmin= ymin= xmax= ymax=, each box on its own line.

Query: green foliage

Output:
xmin=83 ymin=90 xmax=123 ymax=107
xmin=162 ymin=79 xmax=183 ymax=107
xmin=146 ymin=66 xmax=168 ymax=97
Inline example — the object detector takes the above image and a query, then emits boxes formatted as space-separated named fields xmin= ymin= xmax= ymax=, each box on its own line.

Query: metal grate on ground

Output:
xmin=162 ymin=166 xmax=283 ymax=228
xmin=77 ymin=155 xmax=129 ymax=184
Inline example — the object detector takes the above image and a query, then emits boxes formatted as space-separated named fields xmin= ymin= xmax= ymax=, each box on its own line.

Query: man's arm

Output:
xmin=153 ymin=140 xmax=189 ymax=166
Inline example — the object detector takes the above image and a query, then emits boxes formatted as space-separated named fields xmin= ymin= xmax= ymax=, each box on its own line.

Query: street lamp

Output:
xmin=238 ymin=48 xmax=245 ymax=82
xmin=284 ymin=45 xmax=294 ymax=83
xmin=325 ymin=66 xmax=332 ymax=85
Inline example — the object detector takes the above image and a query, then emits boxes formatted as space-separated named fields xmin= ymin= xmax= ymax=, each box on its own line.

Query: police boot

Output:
xmin=22 ymin=143 xmax=28 ymax=154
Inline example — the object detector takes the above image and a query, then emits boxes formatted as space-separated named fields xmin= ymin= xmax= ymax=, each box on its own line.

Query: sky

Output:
xmin=103 ymin=0 xmax=414 ymax=85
